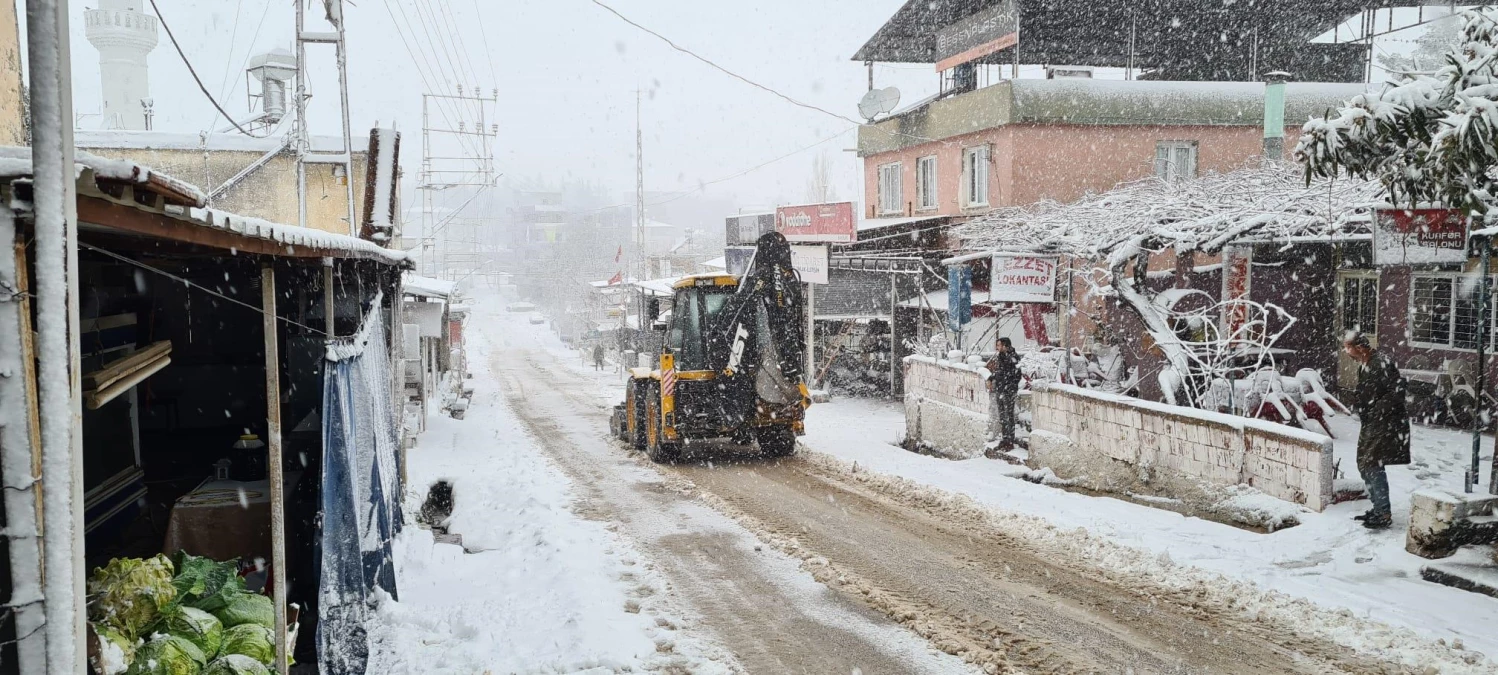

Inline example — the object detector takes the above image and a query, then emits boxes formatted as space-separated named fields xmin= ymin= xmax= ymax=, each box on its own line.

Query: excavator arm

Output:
xmin=704 ymin=232 xmax=809 ymax=427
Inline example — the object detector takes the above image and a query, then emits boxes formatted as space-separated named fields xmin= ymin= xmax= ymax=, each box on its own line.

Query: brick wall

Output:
xmin=1031 ymin=384 xmax=1334 ymax=511
xmin=903 ymin=356 xmax=991 ymax=455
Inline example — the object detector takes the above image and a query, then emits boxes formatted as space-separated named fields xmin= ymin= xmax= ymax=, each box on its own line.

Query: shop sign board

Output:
xmin=725 ymin=213 xmax=776 ymax=246
xmin=776 ymin=202 xmax=855 ymax=243
xmin=935 ymin=1 xmax=1019 ymax=72
xmin=1373 ymin=207 xmax=1469 ymax=266
xmin=989 ymin=254 xmax=1058 ymax=303
xmin=791 ymin=244 xmax=829 ymax=285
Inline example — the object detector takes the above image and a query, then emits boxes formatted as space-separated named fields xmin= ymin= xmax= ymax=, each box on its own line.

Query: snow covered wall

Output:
xmin=1031 ymin=385 xmax=1334 ymax=511
xmin=902 ymin=355 xmax=994 ymax=457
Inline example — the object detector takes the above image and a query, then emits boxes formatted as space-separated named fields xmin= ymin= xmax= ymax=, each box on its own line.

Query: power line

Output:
xmin=470 ymin=0 xmax=501 ymax=86
xmin=147 ymin=0 xmax=257 ymax=136
xmin=587 ymin=0 xmax=865 ymax=127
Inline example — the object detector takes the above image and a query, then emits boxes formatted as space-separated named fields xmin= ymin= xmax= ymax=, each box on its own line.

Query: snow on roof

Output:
xmin=857 ymin=214 xmax=946 ymax=233
xmin=957 ymin=163 xmax=1384 ymax=259
xmin=899 ymin=289 xmax=992 ymax=311
xmin=1008 ymin=79 xmax=1372 ymax=126
xmin=632 ymin=276 xmax=682 ymax=296
xmin=74 ymin=130 xmax=366 ymax=154
xmin=701 ymin=256 xmax=727 ymax=269
xmin=185 ymin=207 xmax=408 ymax=264
xmin=0 ymin=145 xmax=207 ymax=206
xmin=644 ymin=218 xmax=677 ymax=229
xmin=403 ymin=273 xmax=456 ymax=300
xmin=368 ymin=128 xmax=397 ymax=231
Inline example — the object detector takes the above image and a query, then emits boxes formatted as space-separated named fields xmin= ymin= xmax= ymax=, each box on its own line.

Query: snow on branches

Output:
xmin=956 ymin=163 xmax=1381 ymax=259
xmin=1297 ymin=6 xmax=1498 ymax=218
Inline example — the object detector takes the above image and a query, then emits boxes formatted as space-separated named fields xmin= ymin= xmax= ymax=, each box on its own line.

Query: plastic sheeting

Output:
xmin=319 ymin=293 xmax=402 ymax=674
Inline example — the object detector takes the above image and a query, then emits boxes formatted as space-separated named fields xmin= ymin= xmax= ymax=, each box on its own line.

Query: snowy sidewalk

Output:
xmin=802 ymin=397 xmax=1498 ymax=662
xmin=364 ymin=311 xmax=726 ymax=674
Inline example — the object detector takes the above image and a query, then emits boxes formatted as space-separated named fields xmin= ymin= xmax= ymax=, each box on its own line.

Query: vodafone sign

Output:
xmin=776 ymin=202 xmax=855 ymax=243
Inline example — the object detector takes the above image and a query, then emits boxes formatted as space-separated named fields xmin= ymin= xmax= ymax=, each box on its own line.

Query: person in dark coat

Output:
xmin=986 ymin=337 xmax=1023 ymax=449
xmin=592 ymin=343 xmax=606 ymax=371
xmin=1343 ymin=331 xmax=1411 ymax=530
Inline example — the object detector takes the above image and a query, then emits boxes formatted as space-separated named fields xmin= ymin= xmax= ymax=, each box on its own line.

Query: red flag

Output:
xmin=614 ymin=246 xmax=623 ymax=263
xmin=608 ymin=271 xmax=623 ymax=285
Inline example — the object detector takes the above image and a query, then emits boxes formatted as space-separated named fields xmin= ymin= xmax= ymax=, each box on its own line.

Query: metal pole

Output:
xmin=333 ymin=0 xmax=357 ymax=237
xmin=890 ymin=273 xmax=898 ymax=395
xmin=324 ymin=263 xmax=336 ymax=337
xmin=806 ymin=282 xmax=816 ymax=389
xmin=26 ymin=0 xmax=84 ymax=669
xmin=294 ymin=0 xmax=308 ymax=229
xmin=1477 ymin=237 xmax=1494 ymax=492
xmin=260 ymin=264 xmax=289 ymax=675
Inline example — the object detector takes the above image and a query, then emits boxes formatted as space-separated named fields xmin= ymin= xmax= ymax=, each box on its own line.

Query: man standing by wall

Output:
xmin=987 ymin=337 xmax=1022 ymax=452
xmin=1342 ymin=331 xmax=1411 ymax=530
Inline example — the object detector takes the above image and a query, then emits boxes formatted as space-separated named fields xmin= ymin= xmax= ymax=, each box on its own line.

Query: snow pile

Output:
xmin=187 ymin=207 xmax=407 ymax=263
xmin=368 ymin=129 xmax=397 ymax=232
xmin=0 ymin=145 xmax=208 ymax=206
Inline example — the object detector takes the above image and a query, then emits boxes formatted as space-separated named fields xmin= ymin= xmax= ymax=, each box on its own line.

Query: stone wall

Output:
xmin=1030 ymin=384 xmax=1334 ymax=511
xmin=903 ymin=355 xmax=991 ymax=456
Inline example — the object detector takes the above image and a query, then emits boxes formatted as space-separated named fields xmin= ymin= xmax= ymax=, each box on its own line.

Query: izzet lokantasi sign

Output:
xmin=1373 ymin=207 xmax=1469 ymax=266
xmin=776 ymin=202 xmax=855 ymax=244
xmin=989 ymin=255 xmax=1058 ymax=304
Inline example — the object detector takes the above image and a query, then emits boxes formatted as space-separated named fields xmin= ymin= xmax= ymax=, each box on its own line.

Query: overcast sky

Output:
xmin=36 ymin=0 xmax=950 ymax=211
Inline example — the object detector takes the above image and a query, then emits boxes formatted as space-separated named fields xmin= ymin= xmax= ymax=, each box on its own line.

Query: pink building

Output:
xmin=858 ymin=79 xmax=1367 ymax=220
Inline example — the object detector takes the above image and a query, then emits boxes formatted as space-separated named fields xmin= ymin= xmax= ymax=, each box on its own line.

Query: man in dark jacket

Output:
xmin=1343 ymin=331 xmax=1411 ymax=530
xmin=987 ymin=337 xmax=1023 ymax=449
xmin=592 ymin=343 xmax=606 ymax=371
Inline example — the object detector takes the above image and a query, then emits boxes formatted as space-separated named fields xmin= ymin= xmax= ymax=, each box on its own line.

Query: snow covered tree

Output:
xmin=1297 ymin=6 xmax=1498 ymax=219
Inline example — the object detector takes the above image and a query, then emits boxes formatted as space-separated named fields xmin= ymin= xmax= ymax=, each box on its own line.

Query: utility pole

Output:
xmin=635 ymin=90 xmax=646 ymax=284
xmin=420 ymin=89 xmax=498 ymax=280
xmin=293 ymin=0 xmax=359 ymax=238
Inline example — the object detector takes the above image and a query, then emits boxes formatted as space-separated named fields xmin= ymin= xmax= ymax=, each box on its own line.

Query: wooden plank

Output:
xmin=14 ymin=237 xmax=43 ymax=538
xmin=261 ymin=264 xmax=290 ymax=675
xmin=82 ymin=340 xmax=170 ymax=390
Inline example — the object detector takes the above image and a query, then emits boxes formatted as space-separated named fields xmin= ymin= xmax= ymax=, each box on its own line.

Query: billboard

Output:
xmin=725 ymin=213 xmax=776 ymax=247
xmin=791 ymin=245 xmax=829 ymax=285
xmin=935 ymin=1 xmax=1019 ymax=72
xmin=724 ymin=246 xmax=755 ymax=276
xmin=1220 ymin=244 xmax=1253 ymax=339
xmin=776 ymin=202 xmax=856 ymax=244
xmin=1373 ymin=208 xmax=1469 ymax=266
xmin=989 ymin=255 xmax=1057 ymax=303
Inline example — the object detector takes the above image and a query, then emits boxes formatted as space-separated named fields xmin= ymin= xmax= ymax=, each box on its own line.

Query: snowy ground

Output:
xmin=802 ymin=396 xmax=1498 ymax=662
xmin=364 ymin=311 xmax=734 ymax=674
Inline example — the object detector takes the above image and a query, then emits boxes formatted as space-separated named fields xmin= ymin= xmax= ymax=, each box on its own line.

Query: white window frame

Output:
xmin=962 ymin=145 xmax=990 ymax=208
xmin=877 ymin=162 xmax=903 ymax=216
xmin=1154 ymin=141 xmax=1198 ymax=182
xmin=916 ymin=155 xmax=938 ymax=211
xmin=1407 ymin=272 xmax=1498 ymax=352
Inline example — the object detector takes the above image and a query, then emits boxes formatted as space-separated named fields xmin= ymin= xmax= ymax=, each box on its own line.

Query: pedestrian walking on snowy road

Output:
xmin=593 ymin=343 xmax=606 ymax=371
xmin=987 ymin=337 xmax=1023 ymax=450
xmin=1342 ymin=331 xmax=1410 ymax=530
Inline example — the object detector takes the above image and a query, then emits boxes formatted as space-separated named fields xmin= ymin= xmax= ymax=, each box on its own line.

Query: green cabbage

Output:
xmin=213 ymin=593 xmax=273 ymax=630
xmin=170 ymin=553 xmax=245 ymax=614
xmin=201 ymin=655 xmax=270 ymax=675
xmin=156 ymin=606 xmax=223 ymax=660
xmin=90 ymin=623 xmax=137 ymax=675
xmin=88 ymin=555 xmax=177 ymax=639
xmin=125 ymin=634 xmax=206 ymax=675
xmin=217 ymin=624 xmax=274 ymax=666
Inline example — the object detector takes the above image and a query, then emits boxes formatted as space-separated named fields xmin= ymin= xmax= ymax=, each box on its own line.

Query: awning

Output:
xmin=402 ymin=274 xmax=456 ymax=300
xmin=857 ymin=214 xmax=948 ymax=234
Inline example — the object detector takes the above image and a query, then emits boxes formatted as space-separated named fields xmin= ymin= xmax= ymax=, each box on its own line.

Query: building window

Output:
xmin=877 ymin=162 xmax=903 ymax=215
xmin=916 ymin=156 xmax=938 ymax=210
xmin=1341 ymin=276 xmax=1379 ymax=336
xmin=963 ymin=145 xmax=989 ymax=207
xmin=1154 ymin=141 xmax=1198 ymax=182
xmin=1410 ymin=274 xmax=1498 ymax=350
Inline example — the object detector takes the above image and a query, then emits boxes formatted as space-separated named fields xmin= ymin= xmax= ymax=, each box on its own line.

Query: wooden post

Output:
xmin=260 ymin=263 xmax=289 ymax=675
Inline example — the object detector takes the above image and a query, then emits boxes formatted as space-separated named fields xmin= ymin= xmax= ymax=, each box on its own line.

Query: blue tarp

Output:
xmin=319 ymin=294 xmax=402 ymax=674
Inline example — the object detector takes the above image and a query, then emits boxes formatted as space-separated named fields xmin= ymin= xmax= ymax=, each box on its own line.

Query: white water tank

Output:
xmin=85 ymin=0 xmax=159 ymax=130
xmin=247 ymin=49 xmax=297 ymax=126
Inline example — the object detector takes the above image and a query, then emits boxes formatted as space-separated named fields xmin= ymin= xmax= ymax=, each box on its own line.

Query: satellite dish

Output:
xmin=857 ymin=86 xmax=902 ymax=121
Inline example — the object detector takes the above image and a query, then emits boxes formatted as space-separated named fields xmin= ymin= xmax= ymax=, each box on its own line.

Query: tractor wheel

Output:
xmin=755 ymin=426 xmax=797 ymax=458
xmin=629 ymin=381 xmax=647 ymax=451
xmin=645 ymin=383 xmax=679 ymax=463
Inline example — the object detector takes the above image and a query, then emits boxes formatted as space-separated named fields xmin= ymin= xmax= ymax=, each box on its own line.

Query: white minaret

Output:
xmin=84 ymin=0 xmax=159 ymax=130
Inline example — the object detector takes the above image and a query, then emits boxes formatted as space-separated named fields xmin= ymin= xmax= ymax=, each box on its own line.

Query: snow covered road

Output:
xmin=375 ymin=299 xmax=1493 ymax=674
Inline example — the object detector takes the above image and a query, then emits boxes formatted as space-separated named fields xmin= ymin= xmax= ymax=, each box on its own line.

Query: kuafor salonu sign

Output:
xmin=989 ymin=254 xmax=1058 ymax=303
xmin=776 ymin=202 xmax=855 ymax=244
xmin=1373 ymin=207 xmax=1469 ymax=266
